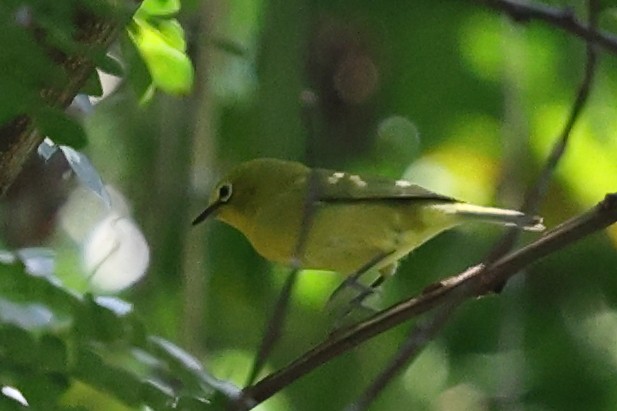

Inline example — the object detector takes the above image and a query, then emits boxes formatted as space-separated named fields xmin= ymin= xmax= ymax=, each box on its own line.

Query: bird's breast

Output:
xmin=247 ymin=199 xmax=459 ymax=275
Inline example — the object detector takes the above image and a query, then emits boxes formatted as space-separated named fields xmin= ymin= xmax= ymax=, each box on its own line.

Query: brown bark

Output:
xmin=0 ymin=1 xmax=139 ymax=196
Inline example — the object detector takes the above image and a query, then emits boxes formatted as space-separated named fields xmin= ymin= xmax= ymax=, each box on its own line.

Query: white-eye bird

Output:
xmin=193 ymin=158 xmax=544 ymax=280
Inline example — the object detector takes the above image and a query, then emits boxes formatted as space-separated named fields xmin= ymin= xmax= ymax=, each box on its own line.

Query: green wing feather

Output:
xmin=313 ymin=168 xmax=457 ymax=203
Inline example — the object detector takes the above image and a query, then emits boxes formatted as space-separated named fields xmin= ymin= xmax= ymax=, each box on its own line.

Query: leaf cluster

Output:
xmin=0 ymin=259 xmax=234 ymax=409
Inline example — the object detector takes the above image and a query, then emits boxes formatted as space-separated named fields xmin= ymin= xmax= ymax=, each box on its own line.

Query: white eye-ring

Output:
xmin=218 ymin=183 xmax=233 ymax=202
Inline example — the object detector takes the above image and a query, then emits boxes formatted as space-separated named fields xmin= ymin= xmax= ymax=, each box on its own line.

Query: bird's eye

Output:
xmin=218 ymin=183 xmax=233 ymax=202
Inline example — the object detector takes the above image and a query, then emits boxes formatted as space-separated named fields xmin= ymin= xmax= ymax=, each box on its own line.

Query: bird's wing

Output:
xmin=313 ymin=169 xmax=457 ymax=203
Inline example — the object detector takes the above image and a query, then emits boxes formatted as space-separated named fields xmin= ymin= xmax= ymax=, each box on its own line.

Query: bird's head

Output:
xmin=192 ymin=158 xmax=309 ymax=233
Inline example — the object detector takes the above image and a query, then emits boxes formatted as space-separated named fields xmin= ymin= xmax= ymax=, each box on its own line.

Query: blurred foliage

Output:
xmin=0 ymin=258 xmax=234 ymax=410
xmin=128 ymin=0 xmax=194 ymax=98
xmin=2 ymin=0 xmax=617 ymax=410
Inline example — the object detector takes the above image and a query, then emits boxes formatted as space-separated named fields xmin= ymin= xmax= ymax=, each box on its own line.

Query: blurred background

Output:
xmin=3 ymin=0 xmax=617 ymax=410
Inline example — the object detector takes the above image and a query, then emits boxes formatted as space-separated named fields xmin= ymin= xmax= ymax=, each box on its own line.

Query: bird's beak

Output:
xmin=192 ymin=200 xmax=222 ymax=226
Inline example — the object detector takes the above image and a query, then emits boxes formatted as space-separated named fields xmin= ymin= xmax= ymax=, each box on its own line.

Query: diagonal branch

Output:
xmin=344 ymin=3 xmax=602 ymax=407
xmin=344 ymin=303 xmax=456 ymax=411
xmin=240 ymin=1 xmax=611 ymax=408
xmin=241 ymin=193 xmax=617 ymax=406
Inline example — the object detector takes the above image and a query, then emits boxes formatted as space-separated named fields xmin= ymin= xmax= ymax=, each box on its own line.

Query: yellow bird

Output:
xmin=193 ymin=158 xmax=543 ymax=280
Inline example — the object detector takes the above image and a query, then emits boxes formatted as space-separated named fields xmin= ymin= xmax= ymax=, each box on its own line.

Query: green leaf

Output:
xmin=0 ymin=326 xmax=39 ymax=367
xmin=148 ymin=336 xmax=240 ymax=400
xmin=145 ymin=44 xmax=193 ymax=95
xmin=39 ymin=335 xmax=69 ymax=372
xmin=72 ymin=347 xmax=144 ymax=407
xmin=6 ymin=372 xmax=70 ymax=409
xmin=138 ymin=0 xmax=181 ymax=17
xmin=0 ymin=325 xmax=68 ymax=373
xmin=91 ymin=53 xmax=124 ymax=77
xmin=120 ymin=32 xmax=154 ymax=101
xmin=73 ymin=295 xmax=143 ymax=343
xmin=0 ymin=79 xmax=36 ymax=124
xmin=33 ymin=108 xmax=88 ymax=149
xmin=80 ymin=71 xmax=104 ymax=97
xmin=0 ymin=262 xmax=78 ymax=318
xmin=138 ymin=379 xmax=177 ymax=408
xmin=155 ymin=19 xmax=186 ymax=51
xmin=0 ymin=23 xmax=66 ymax=90
xmin=129 ymin=18 xmax=194 ymax=95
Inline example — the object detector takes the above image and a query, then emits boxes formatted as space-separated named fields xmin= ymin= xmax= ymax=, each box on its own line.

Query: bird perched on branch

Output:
xmin=193 ymin=158 xmax=543 ymax=285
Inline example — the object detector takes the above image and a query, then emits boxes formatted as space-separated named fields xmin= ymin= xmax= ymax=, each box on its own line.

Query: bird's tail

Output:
xmin=431 ymin=203 xmax=545 ymax=232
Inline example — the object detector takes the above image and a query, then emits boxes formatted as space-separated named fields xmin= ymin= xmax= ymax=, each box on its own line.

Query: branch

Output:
xmin=0 ymin=1 xmax=139 ymax=196
xmin=241 ymin=193 xmax=617 ymax=406
xmin=239 ymin=1 xmax=613 ymax=407
xmin=342 ymin=3 xmax=603 ymax=403
xmin=477 ymin=0 xmax=617 ymax=56
xmin=245 ymin=269 xmax=299 ymax=385
xmin=245 ymin=90 xmax=328 ymax=385
xmin=344 ymin=304 xmax=455 ymax=411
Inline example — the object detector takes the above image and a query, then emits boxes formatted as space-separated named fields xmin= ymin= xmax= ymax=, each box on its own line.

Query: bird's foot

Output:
xmin=327 ymin=276 xmax=383 ymax=332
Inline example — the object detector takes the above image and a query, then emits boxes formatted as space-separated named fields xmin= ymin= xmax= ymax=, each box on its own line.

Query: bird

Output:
xmin=193 ymin=158 xmax=543 ymax=282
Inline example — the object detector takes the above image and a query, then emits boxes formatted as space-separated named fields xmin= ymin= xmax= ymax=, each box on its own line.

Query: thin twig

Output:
xmin=486 ymin=0 xmax=600 ymax=262
xmin=244 ymin=94 xmax=323 ymax=388
xmin=242 ymin=172 xmax=320 ymax=393
xmin=245 ymin=269 xmax=300 ymax=387
xmin=241 ymin=193 xmax=617 ymax=406
xmin=344 ymin=303 xmax=456 ymax=411
xmin=477 ymin=0 xmax=617 ymax=55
